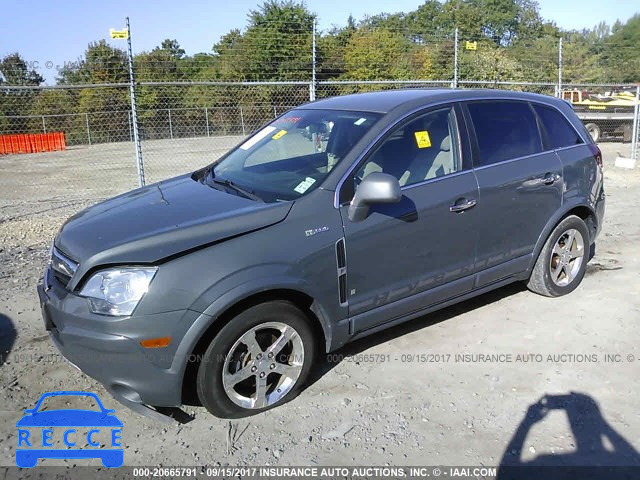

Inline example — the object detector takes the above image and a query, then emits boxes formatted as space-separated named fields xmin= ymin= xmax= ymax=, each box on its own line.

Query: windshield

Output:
xmin=206 ymin=109 xmax=382 ymax=202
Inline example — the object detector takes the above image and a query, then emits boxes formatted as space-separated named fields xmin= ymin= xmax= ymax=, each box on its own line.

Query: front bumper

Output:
xmin=37 ymin=267 xmax=200 ymax=418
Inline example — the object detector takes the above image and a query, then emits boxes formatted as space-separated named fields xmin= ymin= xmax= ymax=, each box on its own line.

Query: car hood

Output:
xmin=56 ymin=174 xmax=293 ymax=285
xmin=16 ymin=410 xmax=123 ymax=427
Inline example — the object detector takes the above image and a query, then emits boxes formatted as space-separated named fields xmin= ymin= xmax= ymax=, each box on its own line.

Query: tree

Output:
xmin=459 ymin=41 xmax=525 ymax=81
xmin=155 ymin=39 xmax=185 ymax=59
xmin=0 ymin=54 xmax=44 ymax=135
xmin=342 ymin=28 xmax=413 ymax=80
xmin=0 ymin=53 xmax=43 ymax=85
xmin=57 ymin=40 xmax=128 ymax=84
xmin=211 ymin=1 xmax=315 ymax=81
xmin=406 ymin=1 xmax=447 ymax=36
xmin=559 ymin=30 xmax=607 ymax=83
xmin=600 ymin=14 xmax=640 ymax=82
xmin=317 ymin=16 xmax=357 ymax=80
xmin=136 ymin=39 xmax=188 ymax=81
xmin=211 ymin=29 xmax=246 ymax=80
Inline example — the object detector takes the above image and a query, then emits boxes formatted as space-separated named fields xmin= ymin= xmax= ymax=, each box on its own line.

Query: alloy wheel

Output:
xmin=549 ymin=228 xmax=585 ymax=287
xmin=221 ymin=321 xmax=304 ymax=409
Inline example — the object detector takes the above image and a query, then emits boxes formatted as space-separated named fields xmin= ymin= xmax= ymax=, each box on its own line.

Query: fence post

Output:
xmin=205 ymin=107 xmax=210 ymax=137
xmin=558 ymin=37 xmax=563 ymax=98
xmin=128 ymin=110 xmax=133 ymax=141
xmin=240 ymin=107 xmax=246 ymax=136
xmin=453 ymin=28 xmax=459 ymax=89
xmin=310 ymin=18 xmax=316 ymax=101
xmin=85 ymin=113 xmax=91 ymax=145
xmin=125 ymin=16 xmax=145 ymax=187
xmin=168 ymin=108 xmax=173 ymax=139
xmin=631 ymin=85 xmax=639 ymax=162
xmin=41 ymin=115 xmax=46 ymax=133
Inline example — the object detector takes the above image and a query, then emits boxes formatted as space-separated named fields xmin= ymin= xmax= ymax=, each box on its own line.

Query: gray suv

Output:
xmin=38 ymin=89 xmax=605 ymax=419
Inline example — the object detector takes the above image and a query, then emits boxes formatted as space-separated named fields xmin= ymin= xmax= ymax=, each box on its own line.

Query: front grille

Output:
xmin=50 ymin=246 xmax=78 ymax=288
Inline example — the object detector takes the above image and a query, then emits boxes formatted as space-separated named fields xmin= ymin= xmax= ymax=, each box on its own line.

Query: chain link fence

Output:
xmin=1 ymin=18 xmax=639 ymax=218
xmin=1 ymin=80 xmax=638 ymax=215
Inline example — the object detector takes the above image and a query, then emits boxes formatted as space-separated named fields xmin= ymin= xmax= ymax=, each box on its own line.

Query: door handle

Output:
xmin=540 ymin=173 xmax=560 ymax=185
xmin=450 ymin=198 xmax=477 ymax=213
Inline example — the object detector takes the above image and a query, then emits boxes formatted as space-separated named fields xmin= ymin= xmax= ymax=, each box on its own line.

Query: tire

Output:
xmin=622 ymin=123 xmax=632 ymax=143
xmin=196 ymin=300 xmax=316 ymax=418
xmin=527 ymin=215 xmax=590 ymax=297
xmin=585 ymin=123 xmax=600 ymax=143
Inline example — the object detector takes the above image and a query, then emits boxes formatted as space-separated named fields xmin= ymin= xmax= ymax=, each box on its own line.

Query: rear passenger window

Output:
xmin=533 ymin=104 xmax=583 ymax=149
xmin=467 ymin=101 xmax=543 ymax=166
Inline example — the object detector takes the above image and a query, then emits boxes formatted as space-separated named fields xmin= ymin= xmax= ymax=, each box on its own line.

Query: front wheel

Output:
xmin=197 ymin=301 xmax=316 ymax=418
xmin=527 ymin=215 xmax=590 ymax=297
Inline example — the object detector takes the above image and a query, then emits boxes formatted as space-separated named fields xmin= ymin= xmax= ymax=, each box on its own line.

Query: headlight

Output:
xmin=79 ymin=267 xmax=157 ymax=316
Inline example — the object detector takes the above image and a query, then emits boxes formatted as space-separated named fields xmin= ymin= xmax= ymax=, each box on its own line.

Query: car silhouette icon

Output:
xmin=15 ymin=391 xmax=123 ymax=468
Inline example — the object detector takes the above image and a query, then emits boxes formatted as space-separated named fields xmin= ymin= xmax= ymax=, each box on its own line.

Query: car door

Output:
xmin=464 ymin=100 xmax=563 ymax=285
xmin=338 ymin=104 xmax=480 ymax=334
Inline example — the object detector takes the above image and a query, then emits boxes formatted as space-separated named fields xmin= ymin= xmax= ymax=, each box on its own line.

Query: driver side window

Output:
xmin=356 ymin=106 xmax=460 ymax=187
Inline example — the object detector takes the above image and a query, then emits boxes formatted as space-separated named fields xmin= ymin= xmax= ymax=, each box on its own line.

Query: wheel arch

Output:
xmin=179 ymin=286 xmax=330 ymax=405
xmin=528 ymin=202 xmax=597 ymax=275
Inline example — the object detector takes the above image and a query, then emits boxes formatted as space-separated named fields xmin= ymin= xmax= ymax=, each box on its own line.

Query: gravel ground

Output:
xmin=0 ymin=142 xmax=639 ymax=468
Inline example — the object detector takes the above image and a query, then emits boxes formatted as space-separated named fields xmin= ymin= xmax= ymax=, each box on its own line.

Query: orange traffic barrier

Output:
xmin=0 ymin=132 xmax=66 ymax=155
xmin=19 ymin=134 xmax=29 ymax=153
xmin=55 ymin=132 xmax=63 ymax=150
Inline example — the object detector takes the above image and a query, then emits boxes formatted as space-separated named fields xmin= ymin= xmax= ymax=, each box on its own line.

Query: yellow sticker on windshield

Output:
xmin=272 ymin=129 xmax=288 ymax=140
xmin=414 ymin=131 xmax=432 ymax=148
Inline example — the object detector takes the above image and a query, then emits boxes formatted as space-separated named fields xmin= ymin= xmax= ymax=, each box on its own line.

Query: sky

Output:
xmin=1 ymin=0 xmax=638 ymax=84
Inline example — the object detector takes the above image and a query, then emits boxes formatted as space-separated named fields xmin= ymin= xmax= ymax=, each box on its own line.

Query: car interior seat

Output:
xmin=326 ymin=119 xmax=364 ymax=171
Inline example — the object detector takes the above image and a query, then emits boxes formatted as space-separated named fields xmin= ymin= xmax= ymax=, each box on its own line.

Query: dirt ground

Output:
xmin=0 ymin=142 xmax=639 ymax=468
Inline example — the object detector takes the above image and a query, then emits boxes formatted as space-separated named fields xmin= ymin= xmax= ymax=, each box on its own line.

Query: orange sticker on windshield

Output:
xmin=272 ymin=129 xmax=288 ymax=140
xmin=414 ymin=131 xmax=431 ymax=148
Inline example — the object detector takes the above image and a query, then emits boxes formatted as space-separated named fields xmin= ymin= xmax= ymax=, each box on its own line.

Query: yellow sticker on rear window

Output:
xmin=272 ymin=129 xmax=288 ymax=140
xmin=414 ymin=131 xmax=432 ymax=148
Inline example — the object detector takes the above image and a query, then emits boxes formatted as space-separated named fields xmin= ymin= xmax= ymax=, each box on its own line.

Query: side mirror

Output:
xmin=348 ymin=172 xmax=402 ymax=222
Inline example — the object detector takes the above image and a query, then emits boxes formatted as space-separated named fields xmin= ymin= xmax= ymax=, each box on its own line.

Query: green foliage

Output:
xmin=600 ymin=14 xmax=640 ymax=82
xmin=342 ymin=28 xmax=413 ymax=80
xmin=2 ymin=0 xmax=639 ymax=142
xmin=57 ymin=40 xmax=128 ymax=84
xmin=0 ymin=53 xmax=43 ymax=133
xmin=210 ymin=1 xmax=314 ymax=81
xmin=0 ymin=53 xmax=43 ymax=86
xmin=460 ymin=40 xmax=525 ymax=81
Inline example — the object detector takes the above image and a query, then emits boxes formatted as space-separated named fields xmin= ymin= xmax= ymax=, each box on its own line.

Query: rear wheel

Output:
xmin=196 ymin=301 xmax=315 ymax=418
xmin=585 ymin=123 xmax=600 ymax=143
xmin=527 ymin=215 xmax=589 ymax=297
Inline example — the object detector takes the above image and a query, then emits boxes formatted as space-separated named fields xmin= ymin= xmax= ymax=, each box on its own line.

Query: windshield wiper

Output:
xmin=207 ymin=173 xmax=264 ymax=202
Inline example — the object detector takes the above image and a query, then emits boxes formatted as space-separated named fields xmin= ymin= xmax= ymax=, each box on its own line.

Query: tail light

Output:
xmin=588 ymin=143 xmax=603 ymax=169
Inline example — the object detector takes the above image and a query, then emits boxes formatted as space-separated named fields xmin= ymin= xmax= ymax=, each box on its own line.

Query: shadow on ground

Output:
xmin=497 ymin=392 xmax=640 ymax=480
xmin=306 ymin=281 xmax=527 ymax=387
xmin=0 ymin=313 xmax=17 ymax=367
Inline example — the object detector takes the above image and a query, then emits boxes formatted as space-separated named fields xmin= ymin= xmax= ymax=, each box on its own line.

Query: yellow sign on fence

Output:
xmin=110 ymin=28 xmax=129 ymax=40
xmin=465 ymin=41 xmax=478 ymax=50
